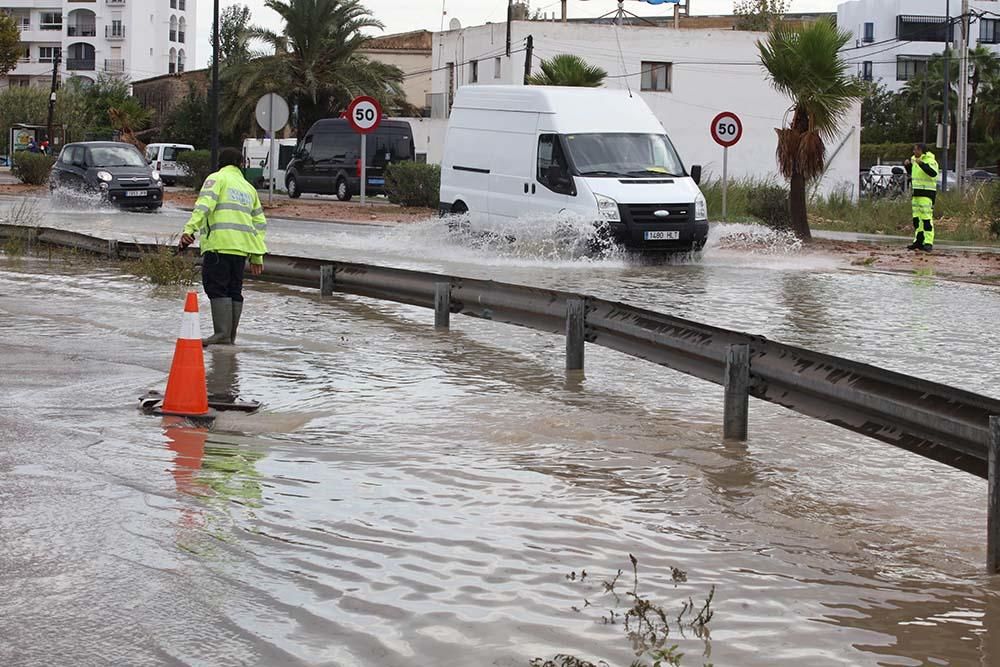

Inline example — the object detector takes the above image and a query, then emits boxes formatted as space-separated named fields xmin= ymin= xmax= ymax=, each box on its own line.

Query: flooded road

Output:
xmin=3 ymin=198 xmax=1000 ymax=666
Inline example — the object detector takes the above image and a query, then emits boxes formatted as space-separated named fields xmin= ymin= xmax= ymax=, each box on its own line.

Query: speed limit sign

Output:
xmin=347 ymin=95 xmax=382 ymax=134
xmin=711 ymin=112 xmax=743 ymax=148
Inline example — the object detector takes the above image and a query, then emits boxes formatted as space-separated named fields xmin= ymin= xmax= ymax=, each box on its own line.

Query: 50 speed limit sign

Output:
xmin=347 ymin=95 xmax=382 ymax=134
xmin=711 ymin=111 xmax=743 ymax=148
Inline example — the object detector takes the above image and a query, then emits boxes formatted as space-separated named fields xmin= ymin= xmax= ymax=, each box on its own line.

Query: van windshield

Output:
xmin=563 ymin=133 xmax=685 ymax=178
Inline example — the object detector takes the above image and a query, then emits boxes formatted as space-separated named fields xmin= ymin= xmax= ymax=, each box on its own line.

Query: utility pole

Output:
xmin=941 ymin=0 xmax=951 ymax=193
xmin=46 ymin=54 xmax=60 ymax=149
xmin=956 ymin=0 xmax=970 ymax=192
xmin=922 ymin=77 xmax=928 ymax=145
xmin=506 ymin=0 xmax=512 ymax=57
xmin=523 ymin=34 xmax=533 ymax=84
xmin=210 ymin=0 xmax=220 ymax=169
xmin=561 ymin=0 xmax=567 ymax=22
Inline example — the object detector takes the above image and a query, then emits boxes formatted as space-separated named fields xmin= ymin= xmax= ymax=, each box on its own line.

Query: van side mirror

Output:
xmin=690 ymin=165 xmax=702 ymax=185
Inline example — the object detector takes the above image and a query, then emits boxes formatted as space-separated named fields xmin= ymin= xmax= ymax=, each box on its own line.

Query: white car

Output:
xmin=145 ymin=142 xmax=194 ymax=185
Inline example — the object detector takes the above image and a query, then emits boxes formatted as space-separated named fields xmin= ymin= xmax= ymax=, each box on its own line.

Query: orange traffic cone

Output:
xmin=160 ymin=291 xmax=210 ymax=417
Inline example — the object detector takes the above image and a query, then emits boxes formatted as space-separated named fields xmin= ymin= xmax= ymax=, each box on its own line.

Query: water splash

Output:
xmin=706 ymin=222 xmax=804 ymax=255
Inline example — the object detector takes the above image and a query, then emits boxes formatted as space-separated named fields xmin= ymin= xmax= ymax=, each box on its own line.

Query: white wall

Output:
xmin=399 ymin=117 xmax=449 ymax=164
xmin=838 ymin=0 xmax=1000 ymax=92
xmin=431 ymin=21 xmax=862 ymax=199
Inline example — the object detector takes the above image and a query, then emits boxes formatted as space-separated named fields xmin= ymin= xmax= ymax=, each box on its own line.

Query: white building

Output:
xmin=421 ymin=20 xmax=861 ymax=198
xmin=1 ymin=0 xmax=195 ymax=89
xmin=838 ymin=0 xmax=1000 ymax=91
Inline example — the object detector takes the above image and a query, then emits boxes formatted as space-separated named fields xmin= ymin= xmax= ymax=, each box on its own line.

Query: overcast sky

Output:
xmin=193 ymin=0 xmax=843 ymax=67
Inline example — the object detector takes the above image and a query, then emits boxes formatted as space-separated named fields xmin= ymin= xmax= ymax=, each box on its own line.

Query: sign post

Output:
xmin=346 ymin=96 xmax=383 ymax=206
xmin=254 ymin=93 xmax=290 ymax=206
xmin=710 ymin=111 xmax=743 ymax=221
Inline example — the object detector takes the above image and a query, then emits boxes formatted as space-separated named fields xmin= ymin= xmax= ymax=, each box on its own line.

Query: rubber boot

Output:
xmin=202 ymin=297 xmax=233 ymax=346
xmin=230 ymin=301 xmax=243 ymax=344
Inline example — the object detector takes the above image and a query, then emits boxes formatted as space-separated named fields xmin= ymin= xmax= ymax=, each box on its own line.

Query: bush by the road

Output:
xmin=176 ymin=149 xmax=212 ymax=190
xmin=11 ymin=151 xmax=55 ymax=185
xmin=746 ymin=182 xmax=792 ymax=230
xmin=385 ymin=162 xmax=440 ymax=209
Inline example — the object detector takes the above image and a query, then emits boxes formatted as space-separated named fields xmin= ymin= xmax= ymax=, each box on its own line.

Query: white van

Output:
xmin=243 ymin=138 xmax=298 ymax=192
xmin=145 ymin=143 xmax=194 ymax=185
xmin=439 ymin=86 xmax=708 ymax=251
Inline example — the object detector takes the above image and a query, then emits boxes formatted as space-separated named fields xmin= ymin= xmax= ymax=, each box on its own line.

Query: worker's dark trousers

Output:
xmin=201 ymin=251 xmax=246 ymax=302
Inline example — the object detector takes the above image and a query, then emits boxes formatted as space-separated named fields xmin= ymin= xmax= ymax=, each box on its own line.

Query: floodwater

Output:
xmin=3 ymin=198 xmax=1000 ymax=666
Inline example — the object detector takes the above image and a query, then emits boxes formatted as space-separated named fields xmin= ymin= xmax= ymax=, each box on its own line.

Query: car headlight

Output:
xmin=151 ymin=170 xmax=161 ymax=181
xmin=97 ymin=171 xmax=113 ymax=182
xmin=594 ymin=193 xmax=621 ymax=222
xmin=694 ymin=192 xmax=708 ymax=221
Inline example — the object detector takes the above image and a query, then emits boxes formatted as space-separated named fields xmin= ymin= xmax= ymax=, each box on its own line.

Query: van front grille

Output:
xmin=622 ymin=203 xmax=694 ymax=224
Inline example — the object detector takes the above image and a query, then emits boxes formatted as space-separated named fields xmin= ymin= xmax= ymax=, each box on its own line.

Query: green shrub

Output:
xmin=746 ymin=182 xmax=791 ymax=229
xmin=11 ymin=151 xmax=55 ymax=185
xmin=989 ymin=184 xmax=1000 ymax=239
xmin=176 ymin=149 xmax=213 ymax=190
xmin=384 ymin=162 xmax=440 ymax=208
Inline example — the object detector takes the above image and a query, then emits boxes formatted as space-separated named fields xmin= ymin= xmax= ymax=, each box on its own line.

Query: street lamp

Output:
xmin=210 ymin=0 xmax=220 ymax=169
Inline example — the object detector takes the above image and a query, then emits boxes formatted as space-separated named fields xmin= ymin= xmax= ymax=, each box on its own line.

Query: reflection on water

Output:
xmin=3 ymin=230 xmax=1000 ymax=666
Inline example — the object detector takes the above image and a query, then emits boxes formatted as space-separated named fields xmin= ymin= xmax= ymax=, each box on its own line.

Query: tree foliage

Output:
xmin=220 ymin=0 xmax=408 ymax=136
xmin=526 ymin=54 xmax=607 ymax=87
xmin=860 ymin=80 xmax=920 ymax=144
xmin=758 ymin=19 xmax=862 ymax=240
xmin=210 ymin=4 xmax=253 ymax=68
xmin=734 ymin=0 xmax=789 ymax=32
xmin=0 ymin=13 xmax=22 ymax=77
xmin=162 ymin=84 xmax=213 ymax=147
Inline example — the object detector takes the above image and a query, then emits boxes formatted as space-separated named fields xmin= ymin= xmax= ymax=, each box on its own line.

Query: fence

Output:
xmin=4 ymin=223 xmax=1000 ymax=570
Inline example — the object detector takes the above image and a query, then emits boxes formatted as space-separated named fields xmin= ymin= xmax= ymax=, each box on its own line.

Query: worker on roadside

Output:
xmin=178 ymin=147 xmax=268 ymax=346
xmin=903 ymin=143 xmax=938 ymax=252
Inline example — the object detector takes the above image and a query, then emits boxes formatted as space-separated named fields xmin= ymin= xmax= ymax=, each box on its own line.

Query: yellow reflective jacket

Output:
xmin=183 ymin=165 xmax=268 ymax=264
xmin=910 ymin=151 xmax=939 ymax=193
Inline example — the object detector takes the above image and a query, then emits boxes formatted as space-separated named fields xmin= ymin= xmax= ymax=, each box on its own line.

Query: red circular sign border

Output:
xmin=346 ymin=96 xmax=383 ymax=134
xmin=711 ymin=111 xmax=743 ymax=148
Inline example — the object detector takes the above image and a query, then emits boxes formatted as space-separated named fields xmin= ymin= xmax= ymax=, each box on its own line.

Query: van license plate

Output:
xmin=367 ymin=178 xmax=384 ymax=186
xmin=125 ymin=190 xmax=147 ymax=197
xmin=645 ymin=230 xmax=679 ymax=241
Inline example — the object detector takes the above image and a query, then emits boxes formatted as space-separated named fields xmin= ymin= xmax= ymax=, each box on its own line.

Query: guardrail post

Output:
xmin=107 ymin=239 xmax=118 ymax=258
xmin=989 ymin=416 xmax=1000 ymax=573
xmin=434 ymin=282 xmax=451 ymax=329
xmin=320 ymin=265 xmax=335 ymax=296
xmin=724 ymin=344 xmax=750 ymax=440
xmin=566 ymin=298 xmax=585 ymax=372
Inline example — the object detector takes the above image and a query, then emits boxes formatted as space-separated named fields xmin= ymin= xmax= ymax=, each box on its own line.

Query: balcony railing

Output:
xmin=66 ymin=58 xmax=96 ymax=71
xmin=104 ymin=58 xmax=125 ymax=73
xmin=67 ymin=25 xmax=97 ymax=36
xmin=40 ymin=22 xmax=63 ymax=31
xmin=106 ymin=25 xmax=125 ymax=39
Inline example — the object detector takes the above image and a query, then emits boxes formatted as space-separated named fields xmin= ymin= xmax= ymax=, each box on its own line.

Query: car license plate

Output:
xmin=645 ymin=230 xmax=679 ymax=241
xmin=125 ymin=190 xmax=147 ymax=197
xmin=367 ymin=178 xmax=384 ymax=186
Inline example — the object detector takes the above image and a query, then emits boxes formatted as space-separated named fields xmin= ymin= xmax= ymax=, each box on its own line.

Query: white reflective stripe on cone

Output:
xmin=178 ymin=311 xmax=201 ymax=340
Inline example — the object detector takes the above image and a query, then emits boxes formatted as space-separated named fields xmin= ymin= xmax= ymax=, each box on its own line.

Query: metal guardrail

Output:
xmin=4 ymin=224 xmax=1000 ymax=566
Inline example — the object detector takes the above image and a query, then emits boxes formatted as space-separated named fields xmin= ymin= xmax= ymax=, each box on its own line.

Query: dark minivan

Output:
xmin=284 ymin=119 xmax=414 ymax=200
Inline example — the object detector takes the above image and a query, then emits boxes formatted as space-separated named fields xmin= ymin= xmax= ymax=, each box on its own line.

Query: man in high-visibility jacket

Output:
xmin=904 ymin=143 xmax=938 ymax=252
xmin=179 ymin=147 xmax=268 ymax=346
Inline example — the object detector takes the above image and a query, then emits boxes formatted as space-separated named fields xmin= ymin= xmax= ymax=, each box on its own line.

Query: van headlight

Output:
xmin=151 ymin=170 xmax=161 ymax=181
xmin=97 ymin=171 xmax=113 ymax=182
xmin=694 ymin=193 xmax=708 ymax=221
xmin=594 ymin=193 xmax=621 ymax=222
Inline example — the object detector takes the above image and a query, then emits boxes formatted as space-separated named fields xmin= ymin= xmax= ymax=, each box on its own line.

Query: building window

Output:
xmin=896 ymin=15 xmax=952 ymax=43
xmin=862 ymin=61 xmax=873 ymax=81
xmin=863 ymin=22 xmax=874 ymax=43
xmin=170 ymin=0 xmax=176 ymax=7
xmin=641 ymin=61 xmax=671 ymax=92
xmin=169 ymin=47 xmax=176 ymax=74
xmin=17 ymin=16 xmax=30 ymax=30
xmin=178 ymin=17 xmax=185 ymax=43
xmin=40 ymin=12 xmax=62 ymax=30
xmin=982 ymin=19 xmax=999 ymax=44
xmin=494 ymin=56 xmax=501 ymax=79
xmin=177 ymin=49 xmax=185 ymax=73
xmin=178 ymin=0 xmax=185 ymax=10
xmin=469 ymin=60 xmax=478 ymax=83
xmin=20 ymin=46 xmax=30 ymax=62
xmin=39 ymin=46 xmax=62 ymax=63
xmin=169 ymin=15 xmax=177 ymax=41
xmin=896 ymin=56 xmax=929 ymax=81
xmin=9 ymin=77 xmax=31 ymax=88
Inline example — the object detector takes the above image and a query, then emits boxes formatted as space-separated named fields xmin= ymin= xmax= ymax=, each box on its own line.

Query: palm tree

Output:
xmin=758 ymin=19 xmax=862 ymax=240
xmin=220 ymin=0 xmax=407 ymax=135
xmin=526 ymin=54 xmax=607 ymax=87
